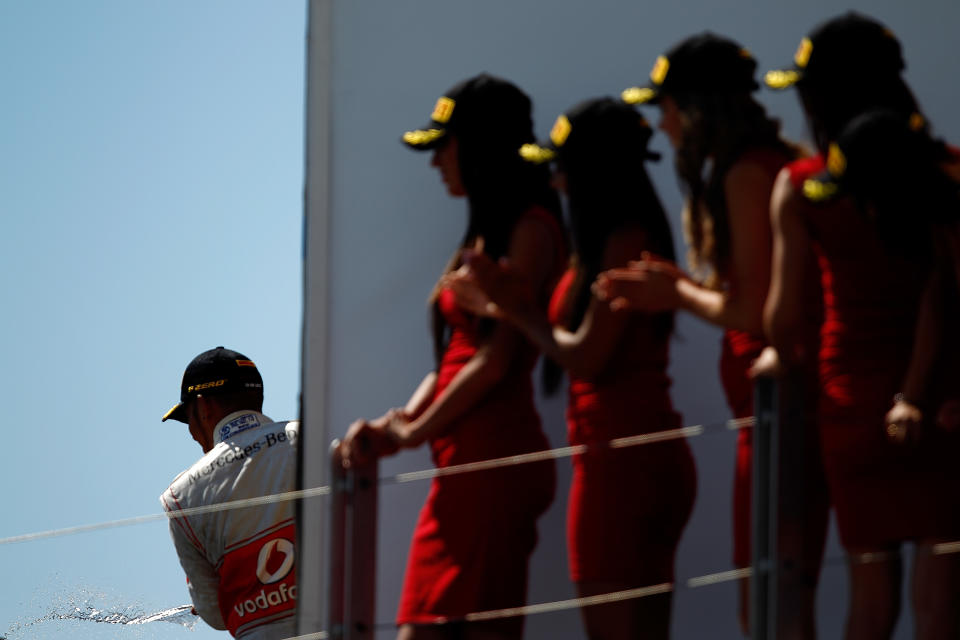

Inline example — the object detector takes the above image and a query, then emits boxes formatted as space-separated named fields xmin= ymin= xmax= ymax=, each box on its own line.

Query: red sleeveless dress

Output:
xmin=795 ymin=159 xmax=960 ymax=548
xmin=396 ymin=207 xmax=563 ymax=631
xmin=550 ymin=266 xmax=696 ymax=585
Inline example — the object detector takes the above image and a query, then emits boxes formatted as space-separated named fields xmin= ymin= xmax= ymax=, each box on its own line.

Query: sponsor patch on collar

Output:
xmin=220 ymin=413 xmax=261 ymax=440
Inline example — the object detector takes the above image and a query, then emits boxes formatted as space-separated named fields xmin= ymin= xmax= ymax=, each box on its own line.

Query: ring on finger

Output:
xmin=886 ymin=422 xmax=906 ymax=442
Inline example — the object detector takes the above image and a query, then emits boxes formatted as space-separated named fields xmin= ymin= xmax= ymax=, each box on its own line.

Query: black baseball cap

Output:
xmin=519 ymin=97 xmax=661 ymax=165
xmin=802 ymin=110 xmax=929 ymax=203
xmin=401 ymin=73 xmax=533 ymax=150
xmin=765 ymin=12 xmax=904 ymax=90
xmin=162 ymin=346 xmax=264 ymax=423
xmin=622 ymin=33 xmax=759 ymax=105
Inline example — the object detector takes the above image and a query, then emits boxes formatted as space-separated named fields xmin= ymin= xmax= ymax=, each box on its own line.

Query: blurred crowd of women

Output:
xmin=339 ymin=11 xmax=960 ymax=640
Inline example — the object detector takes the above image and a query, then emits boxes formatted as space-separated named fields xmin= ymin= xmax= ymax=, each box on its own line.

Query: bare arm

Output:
xmin=390 ymin=215 xmax=558 ymax=447
xmin=403 ymin=371 xmax=438 ymax=419
xmin=595 ymin=159 xmax=774 ymax=334
xmin=678 ymin=159 xmax=774 ymax=332
xmin=763 ymin=169 xmax=812 ymax=366
xmin=511 ymin=229 xmax=639 ymax=379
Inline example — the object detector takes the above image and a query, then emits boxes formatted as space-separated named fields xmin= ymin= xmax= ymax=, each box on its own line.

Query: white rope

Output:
xmin=686 ymin=567 xmax=753 ymax=588
xmin=0 ymin=485 xmax=331 ymax=546
xmin=934 ymin=541 xmax=960 ymax=556
xmin=367 ymin=540 xmax=960 ymax=630
xmin=465 ymin=583 xmax=674 ymax=622
xmin=0 ymin=416 xmax=751 ymax=547
xmin=373 ymin=566 xmax=757 ymax=629
xmin=384 ymin=421 xmax=734 ymax=486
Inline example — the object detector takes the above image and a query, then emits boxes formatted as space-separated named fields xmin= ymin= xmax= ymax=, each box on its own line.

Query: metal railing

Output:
xmin=324 ymin=376 xmax=816 ymax=639
xmin=328 ymin=443 xmax=378 ymax=640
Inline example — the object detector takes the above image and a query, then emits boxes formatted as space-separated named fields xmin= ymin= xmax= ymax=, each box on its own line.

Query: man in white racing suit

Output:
xmin=160 ymin=346 xmax=298 ymax=639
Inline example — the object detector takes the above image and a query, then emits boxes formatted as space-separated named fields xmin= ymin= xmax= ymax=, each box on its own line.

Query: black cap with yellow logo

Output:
xmin=401 ymin=73 xmax=533 ymax=151
xmin=622 ymin=32 xmax=758 ymax=106
xmin=519 ymin=97 xmax=660 ymax=166
xmin=765 ymin=12 xmax=904 ymax=90
xmin=162 ymin=347 xmax=264 ymax=423
xmin=802 ymin=110 xmax=929 ymax=203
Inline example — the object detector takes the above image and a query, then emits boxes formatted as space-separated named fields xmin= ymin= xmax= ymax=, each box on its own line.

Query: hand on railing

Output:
xmin=748 ymin=346 xmax=785 ymax=379
xmin=885 ymin=396 xmax=923 ymax=446
xmin=340 ymin=409 xmax=405 ymax=468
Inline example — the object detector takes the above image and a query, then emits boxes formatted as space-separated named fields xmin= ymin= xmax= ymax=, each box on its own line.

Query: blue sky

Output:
xmin=0 ymin=2 xmax=306 ymax=637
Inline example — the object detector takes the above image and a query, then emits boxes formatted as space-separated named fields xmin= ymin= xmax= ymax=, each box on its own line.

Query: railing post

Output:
xmin=346 ymin=458 xmax=378 ymax=640
xmin=752 ymin=376 xmax=779 ymax=640
xmin=328 ymin=442 xmax=348 ymax=640
xmin=327 ymin=441 xmax=378 ymax=640
xmin=773 ymin=371 xmax=811 ymax=638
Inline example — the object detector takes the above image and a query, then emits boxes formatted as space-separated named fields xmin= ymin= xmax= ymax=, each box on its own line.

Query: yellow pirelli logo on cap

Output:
xmin=431 ymin=96 xmax=455 ymax=123
xmin=795 ymin=38 xmax=813 ymax=68
xmin=549 ymin=115 xmax=572 ymax=148
xmin=650 ymin=55 xmax=670 ymax=85
xmin=827 ymin=143 xmax=847 ymax=177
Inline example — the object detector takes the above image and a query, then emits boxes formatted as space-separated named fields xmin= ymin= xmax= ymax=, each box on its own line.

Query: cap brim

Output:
xmin=801 ymin=170 xmax=842 ymax=203
xmin=518 ymin=142 xmax=556 ymax=165
xmin=162 ymin=402 xmax=187 ymax=423
xmin=764 ymin=68 xmax=802 ymax=90
xmin=519 ymin=143 xmax=662 ymax=165
xmin=401 ymin=124 xmax=448 ymax=150
xmin=621 ymin=86 xmax=660 ymax=105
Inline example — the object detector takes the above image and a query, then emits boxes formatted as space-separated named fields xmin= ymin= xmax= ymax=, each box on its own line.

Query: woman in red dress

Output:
xmin=764 ymin=13 xmax=960 ymax=639
xmin=449 ymin=97 xmax=696 ymax=639
xmin=595 ymin=33 xmax=830 ymax=634
xmin=341 ymin=74 xmax=566 ymax=640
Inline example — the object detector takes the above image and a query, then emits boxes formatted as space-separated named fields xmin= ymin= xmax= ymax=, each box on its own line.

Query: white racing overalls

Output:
xmin=160 ymin=411 xmax=298 ymax=639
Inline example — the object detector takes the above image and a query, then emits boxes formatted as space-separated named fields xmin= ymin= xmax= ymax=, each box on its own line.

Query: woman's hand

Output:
xmin=340 ymin=409 xmax=405 ymax=468
xmin=885 ymin=398 xmax=923 ymax=446
xmin=748 ymin=346 xmax=785 ymax=379
xmin=446 ymin=250 xmax=536 ymax=321
xmin=442 ymin=264 xmax=504 ymax=319
xmin=594 ymin=253 xmax=686 ymax=312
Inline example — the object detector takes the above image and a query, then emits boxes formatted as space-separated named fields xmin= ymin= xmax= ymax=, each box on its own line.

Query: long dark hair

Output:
xmin=671 ymin=90 xmax=797 ymax=288
xmin=545 ymin=100 xmax=676 ymax=394
xmin=427 ymin=82 xmax=562 ymax=365
xmin=797 ymin=73 xmax=922 ymax=157
xmin=826 ymin=109 xmax=960 ymax=258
